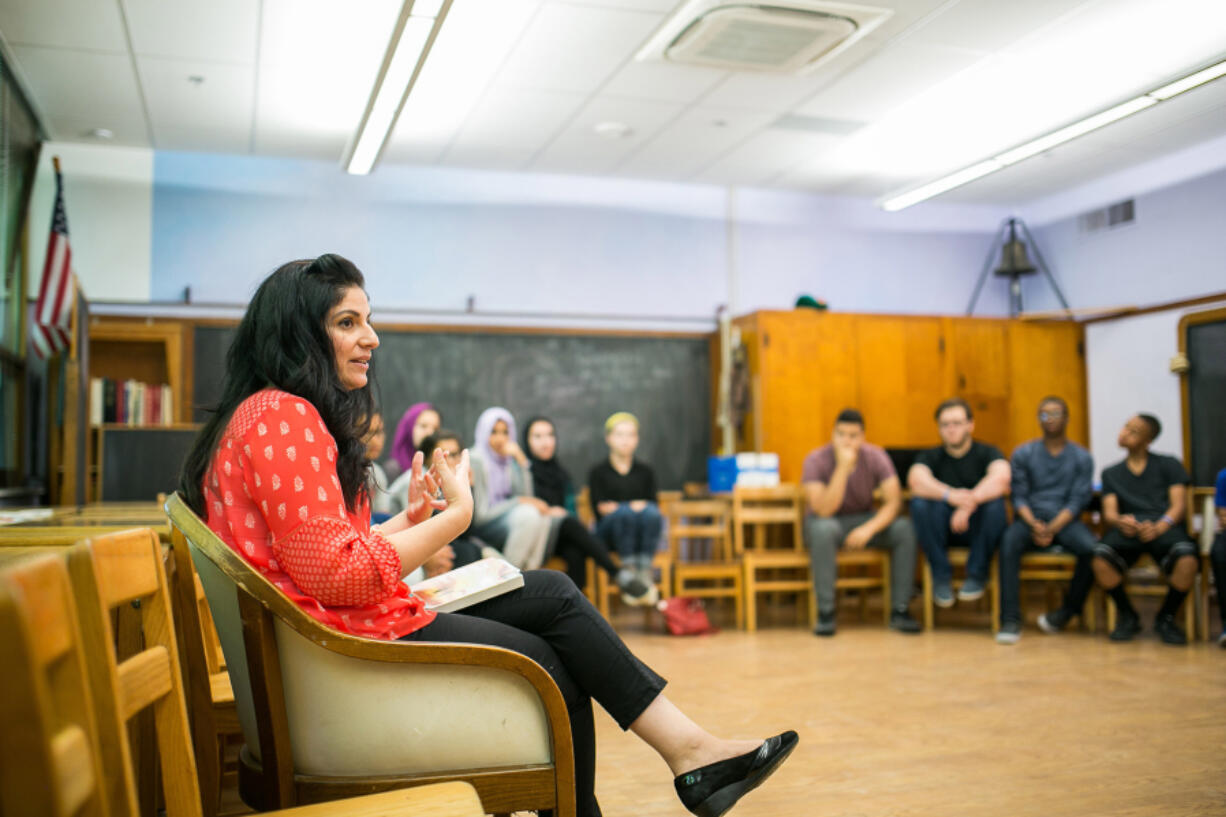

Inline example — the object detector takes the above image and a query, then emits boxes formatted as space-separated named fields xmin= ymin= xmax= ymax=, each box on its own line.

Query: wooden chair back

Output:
xmin=65 ymin=527 xmax=205 ymax=817
xmin=732 ymin=484 xmax=804 ymax=555
xmin=164 ymin=492 xmax=577 ymax=816
xmin=167 ymin=523 xmax=241 ymax=817
xmin=668 ymin=499 xmax=734 ymax=563
xmin=0 ymin=555 xmax=108 ymax=817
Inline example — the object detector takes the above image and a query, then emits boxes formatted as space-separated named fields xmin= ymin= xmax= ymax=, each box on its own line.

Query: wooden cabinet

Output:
xmin=731 ymin=311 xmax=1087 ymax=482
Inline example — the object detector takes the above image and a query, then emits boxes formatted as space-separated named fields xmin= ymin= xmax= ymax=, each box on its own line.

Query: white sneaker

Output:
xmin=995 ymin=623 xmax=1021 ymax=644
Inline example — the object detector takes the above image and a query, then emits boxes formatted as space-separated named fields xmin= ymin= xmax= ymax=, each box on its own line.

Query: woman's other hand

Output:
xmin=423 ymin=544 xmax=455 ymax=577
xmin=405 ymin=450 xmax=446 ymax=525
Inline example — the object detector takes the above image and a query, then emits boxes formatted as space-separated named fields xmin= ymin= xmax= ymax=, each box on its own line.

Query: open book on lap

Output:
xmin=409 ymin=557 xmax=524 ymax=613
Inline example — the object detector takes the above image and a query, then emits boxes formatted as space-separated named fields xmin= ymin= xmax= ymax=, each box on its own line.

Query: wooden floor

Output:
xmin=219 ymin=600 xmax=1225 ymax=816
xmin=591 ymin=609 xmax=1225 ymax=817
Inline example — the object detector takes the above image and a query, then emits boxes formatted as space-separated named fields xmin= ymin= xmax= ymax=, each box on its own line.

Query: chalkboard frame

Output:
xmin=191 ymin=321 xmax=715 ymax=492
xmin=1178 ymin=306 xmax=1226 ymax=487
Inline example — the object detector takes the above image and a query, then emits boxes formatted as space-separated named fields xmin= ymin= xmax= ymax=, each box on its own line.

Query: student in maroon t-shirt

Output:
xmin=802 ymin=408 xmax=920 ymax=636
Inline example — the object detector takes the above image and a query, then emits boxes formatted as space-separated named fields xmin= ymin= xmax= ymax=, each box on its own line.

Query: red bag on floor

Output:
xmin=658 ymin=597 xmax=718 ymax=636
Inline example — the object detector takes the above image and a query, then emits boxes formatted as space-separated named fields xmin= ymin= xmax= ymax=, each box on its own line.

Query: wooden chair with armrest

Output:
xmin=0 ymin=549 xmax=485 ymax=817
xmin=164 ymin=493 xmax=576 ymax=815
xmin=734 ymin=484 xmax=813 ymax=632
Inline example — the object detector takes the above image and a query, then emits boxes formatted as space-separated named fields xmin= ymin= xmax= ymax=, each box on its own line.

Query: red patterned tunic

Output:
xmin=202 ymin=388 xmax=434 ymax=639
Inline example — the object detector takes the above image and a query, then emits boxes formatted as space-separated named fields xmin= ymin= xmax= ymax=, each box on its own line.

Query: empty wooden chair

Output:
xmin=734 ymin=484 xmax=813 ymax=632
xmin=167 ymin=525 xmax=245 ymax=817
xmin=164 ymin=493 xmax=576 ymax=815
xmin=667 ymin=496 xmax=743 ymax=629
xmin=0 ymin=551 xmax=486 ymax=817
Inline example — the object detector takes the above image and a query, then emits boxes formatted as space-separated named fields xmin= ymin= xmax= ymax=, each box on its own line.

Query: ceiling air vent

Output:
xmin=635 ymin=1 xmax=892 ymax=75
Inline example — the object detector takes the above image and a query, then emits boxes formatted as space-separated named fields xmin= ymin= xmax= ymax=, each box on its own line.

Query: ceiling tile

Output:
xmin=495 ymin=3 xmax=664 ymax=93
xmin=694 ymin=128 xmax=840 ymax=186
xmin=150 ymin=125 xmax=251 ymax=154
xmin=618 ymin=106 xmax=776 ymax=179
xmin=698 ymin=71 xmax=834 ymax=114
xmin=10 ymin=45 xmax=146 ymax=138
xmin=906 ymin=0 xmax=1092 ymax=52
xmin=445 ymin=87 xmax=587 ymax=158
xmin=0 ymin=0 xmax=127 ymax=51
xmin=531 ymin=95 xmax=681 ymax=173
xmin=602 ymin=60 xmax=727 ymax=103
xmin=123 ymin=0 xmax=260 ymax=63
xmin=137 ymin=56 xmax=254 ymax=135
xmin=258 ymin=0 xmax=400 ymax=66
xmin=794 ymin=42 xmax=985 ymax=122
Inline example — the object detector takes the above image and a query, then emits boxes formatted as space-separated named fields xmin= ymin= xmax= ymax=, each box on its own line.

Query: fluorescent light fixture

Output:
xmin=1149 ymin=58 xmax=1226 ymax=99
xmin=344 ymin=1 xmax=450 ymax=175
xmin=994 ymin=96 xmax=1156 ymax=166
xmin=409 ymin=0 xmax=446 ymax=18
xmin=878 ymin=55 xmax=1226 ymax=211
xmin=879 ymin=160 xmax=1002 ymax=212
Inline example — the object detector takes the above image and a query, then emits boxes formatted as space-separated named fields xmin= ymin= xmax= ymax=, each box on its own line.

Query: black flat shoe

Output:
xmin=675 ymin=731 xmax=798 ymax=817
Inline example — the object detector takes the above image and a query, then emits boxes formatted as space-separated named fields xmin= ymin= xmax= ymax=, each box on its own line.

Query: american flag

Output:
xmin=31 ymin=162 xmax=75 ymax=358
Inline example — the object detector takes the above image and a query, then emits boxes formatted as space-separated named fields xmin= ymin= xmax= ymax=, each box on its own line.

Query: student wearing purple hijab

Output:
xmin=391 ymin=402 xmax=441 ymax=473
xmin=469 ymin=407 xmax=553 ymax=569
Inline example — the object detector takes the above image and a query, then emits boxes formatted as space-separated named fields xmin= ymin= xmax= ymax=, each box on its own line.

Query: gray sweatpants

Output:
xmin=804 ymin=513 xmax=917 ymax=616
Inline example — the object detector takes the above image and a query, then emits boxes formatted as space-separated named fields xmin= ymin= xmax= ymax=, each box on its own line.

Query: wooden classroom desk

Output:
xmin=0 ymin=501 xmax=171 ymax=547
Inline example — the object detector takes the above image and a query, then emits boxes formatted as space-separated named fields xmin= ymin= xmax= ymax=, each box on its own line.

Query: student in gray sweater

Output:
xmin=997 ymin=396 xmax=1096 ymax=644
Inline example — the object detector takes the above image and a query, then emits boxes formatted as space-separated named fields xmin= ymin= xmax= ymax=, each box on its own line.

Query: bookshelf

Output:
xmin=84 ymin=317 xmax=192 ymax=501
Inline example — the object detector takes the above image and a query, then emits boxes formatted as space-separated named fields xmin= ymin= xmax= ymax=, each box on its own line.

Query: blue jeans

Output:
xmin=595 ymin=503 xmax=662 ymax=568
xmin=998 ymin=518 xmax=1096 ymax=626
xmin=910 ymin=497 xmax=1006 ymax=585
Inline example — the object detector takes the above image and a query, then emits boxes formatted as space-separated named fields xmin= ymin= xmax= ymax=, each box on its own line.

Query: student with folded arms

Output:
xmin=178 ymin=254 xmax=797 ymax=817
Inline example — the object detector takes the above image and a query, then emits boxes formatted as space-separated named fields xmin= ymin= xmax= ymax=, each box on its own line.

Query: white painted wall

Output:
xmin=27 ymin=142 xmax=153 ymax=302
xmin=1085 ymin=300 xmax=1226 ymax=481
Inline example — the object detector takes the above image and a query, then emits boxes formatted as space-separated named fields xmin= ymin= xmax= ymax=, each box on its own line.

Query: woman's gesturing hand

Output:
xmin=405 ymin=450 xmax=446 ymax=525
xmin=432 ymin=448 xmax=474 ymax=516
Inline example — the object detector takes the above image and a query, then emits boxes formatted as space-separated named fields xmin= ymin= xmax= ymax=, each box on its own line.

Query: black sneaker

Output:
xmin=1037 ymin=607 xmax=1072 ymax=634
xmin=1153 ymin=613 xmax=1187 ymax=646
xmin=1109 ymin=612 xmax=1141 ymax=642
xmin=617 ymin=572 xmax=658 ymax=607
xmin=814 ymin=611 xmax=836 ymax=637
xmin=889 ymin=610 xmax=921 ymax=634
xmin=1218 ymin=629 xmax=1226 ymax=648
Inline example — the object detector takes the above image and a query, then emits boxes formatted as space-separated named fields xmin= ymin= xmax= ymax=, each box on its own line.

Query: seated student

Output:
xmin=524 ymin=416 xmax=656 ymax=606
xmin=1213 ymin=466 xmax=1226 ymax=647
xmin=589 ymin=412 xmax=662 ymax=589
xmin=388 ymin=401 xmax=441 ymax=479
xmin=178 ymin=255 xmax=796 ymax=817
xmin=996 ymin=396 xmax=1095 ymax=644
xmin=385 ymin=403 xmax=443 ymax=506
xmin=364 ymin=411 xmax=394 ymax=521
xmin=469 ymin=407 xmax=553 ymax=569
xmin=907 ymin=397 xmax=1011 ymax=608
xmin=1094 ymin=414 xmax=1197 ymax=644
xmin=801 ymin=408 xmax=920 ymax=636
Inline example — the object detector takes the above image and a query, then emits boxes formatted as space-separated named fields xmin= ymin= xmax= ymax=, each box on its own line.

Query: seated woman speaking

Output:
xmin=177 ymin=254 xmax=795 ymax=817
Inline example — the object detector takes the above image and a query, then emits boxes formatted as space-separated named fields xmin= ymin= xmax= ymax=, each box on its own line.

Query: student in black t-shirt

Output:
xmin=588 ymin=412 xmax=662 ymax=589
xmin=1093 ymin=413 xmax=1197 ymax=645
xmin=907 ymin=398 xmax=1011 ymax=610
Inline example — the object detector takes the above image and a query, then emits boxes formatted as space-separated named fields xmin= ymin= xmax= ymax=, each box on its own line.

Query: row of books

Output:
xmin=89 ymin=378 xmax=175 ymax=426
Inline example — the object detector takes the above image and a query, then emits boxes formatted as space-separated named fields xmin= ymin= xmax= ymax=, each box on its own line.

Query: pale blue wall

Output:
xmin=150 ymin=151 xmax=1013 ymax=322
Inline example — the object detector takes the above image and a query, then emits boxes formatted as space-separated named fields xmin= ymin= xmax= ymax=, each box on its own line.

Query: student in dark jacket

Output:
xmin=523 ymin=416 xmax=655 ymax=606
xmin=588 ymin=412 xmax=662 ymax=589
xmin=1093 ymin=413 xmax=1197 ymax=645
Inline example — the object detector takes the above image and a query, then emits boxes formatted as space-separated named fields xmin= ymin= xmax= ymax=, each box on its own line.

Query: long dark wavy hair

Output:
xmin=179 ymin=254 xmax=375 ymax=516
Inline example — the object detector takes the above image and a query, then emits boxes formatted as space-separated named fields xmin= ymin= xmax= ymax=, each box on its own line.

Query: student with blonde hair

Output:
xmin=589 ymin=411 xmax=663 ymax=588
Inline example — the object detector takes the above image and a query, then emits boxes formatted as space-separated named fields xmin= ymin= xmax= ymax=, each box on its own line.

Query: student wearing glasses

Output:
xmin=907 ymin=398 xmax=1011 ymax=610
